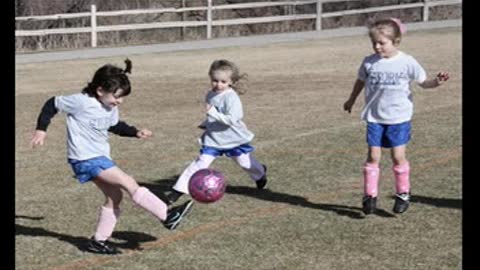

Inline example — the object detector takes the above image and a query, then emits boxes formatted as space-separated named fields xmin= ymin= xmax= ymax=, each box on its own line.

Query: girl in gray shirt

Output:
xmin=31 ymin=59 xmax=193 ymax=254
xmin=165 ymin=59 xmax=268 ymax=205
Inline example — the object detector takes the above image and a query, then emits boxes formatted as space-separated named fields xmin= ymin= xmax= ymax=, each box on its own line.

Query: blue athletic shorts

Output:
xmin=68 ymin=156 xmax=116 ymax=183
xmin=200 ymin=144 xmax=255 ymax=157
xmin=366 ymin=121 xmax=411 ymax=148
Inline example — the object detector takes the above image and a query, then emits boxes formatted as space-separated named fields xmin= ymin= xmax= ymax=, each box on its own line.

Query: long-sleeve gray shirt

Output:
xmin=201 ymin=88 xmax=254 ymax=149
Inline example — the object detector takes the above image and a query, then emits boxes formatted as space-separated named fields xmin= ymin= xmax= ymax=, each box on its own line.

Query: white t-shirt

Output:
xmin=55 ymin=93 xmax=119 ymax=160
xmin=202 ymin=88 xmax=254 ymax=149
xmin=358 ymin=51 xmax=426 ymax=124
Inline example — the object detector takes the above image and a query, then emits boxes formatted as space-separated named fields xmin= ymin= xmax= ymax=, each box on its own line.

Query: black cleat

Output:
xmin=87 ymin=237 xmax=121 ymax=255
xmin=255 ymin=165 xmax=268 ymax=189
xmin=163 ymin=200 xmax=194 ymax=230
xmin=393 ymin=193 xmax=410 ymax=214
xmin=362 ymin=196 xmax=377 ymax=215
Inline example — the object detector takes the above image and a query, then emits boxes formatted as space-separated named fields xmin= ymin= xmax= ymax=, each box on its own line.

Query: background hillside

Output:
xmin=15 ymin=0 xmax=461 ymax=52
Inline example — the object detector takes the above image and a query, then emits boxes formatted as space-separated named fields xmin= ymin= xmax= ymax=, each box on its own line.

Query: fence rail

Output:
xmin=15 ymin=0 xmax=461 ymax=48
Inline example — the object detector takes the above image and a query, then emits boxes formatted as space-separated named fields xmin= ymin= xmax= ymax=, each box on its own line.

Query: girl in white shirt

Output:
xmin=343 ymin=18 xmax=449 ymax=215
xmin=166 ymin=59 xmax=268 ymax=205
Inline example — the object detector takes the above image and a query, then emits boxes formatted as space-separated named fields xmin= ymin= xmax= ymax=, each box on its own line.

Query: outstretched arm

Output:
xmin=31 ymin=97 xmax=58 ymax=148
xmin=343 ymin=79 xmax=365 ymax=113
xmin=418 ymin=72 xmax=449 ymax=89
xmin=108 ymin=121 xmax=152 ymax=139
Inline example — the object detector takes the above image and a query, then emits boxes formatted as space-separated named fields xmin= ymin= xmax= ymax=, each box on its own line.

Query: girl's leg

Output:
xmin=172 ymin=154 xmax=216 ymax=194
xmin=364 ymin=146 xmax=382 ymax=197
xmin=92 ymin=180 xmax=122 ymax=242
xmin=231 ymin=153 xmax=265 ymax=182
xmin=391 ymin=145 xmax=410 ymax=194
xmin=390 ymin=145 xmax=411 ymax=213
xmin=96 ymin=167 xmax=168 ymax=222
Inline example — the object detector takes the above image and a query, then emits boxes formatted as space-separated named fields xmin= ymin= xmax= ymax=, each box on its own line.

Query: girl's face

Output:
xmin=97 ymin=87 xmax=125 ymax=108
xmin=210 ymin=70 xmax=232 ymax=92
xmin=370 ymin=33 xmax=398 ymax=58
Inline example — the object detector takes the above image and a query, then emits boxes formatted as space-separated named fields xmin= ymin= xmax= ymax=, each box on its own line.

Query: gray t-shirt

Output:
xmin=358 ymin=51 xmax=426 ymax=124
xmin=55 ymin=93 xmax=119 ymax=160
xmin=201 ymin=88 xmax=254 ymax=149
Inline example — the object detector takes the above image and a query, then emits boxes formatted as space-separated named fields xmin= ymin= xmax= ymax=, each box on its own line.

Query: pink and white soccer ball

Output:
xmin=188 ymin=169 xmax=226 ymax=203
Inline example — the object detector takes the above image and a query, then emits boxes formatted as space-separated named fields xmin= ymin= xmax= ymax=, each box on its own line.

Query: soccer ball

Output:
xmin=188 ymin=168 xmax=226 ymax=203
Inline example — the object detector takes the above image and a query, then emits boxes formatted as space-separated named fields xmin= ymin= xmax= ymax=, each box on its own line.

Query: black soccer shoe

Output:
xmin=362 ymin=196 xmax=377 ymax=215
xmin=87 ymin=237 xmax=121 ymax=255
xmin=163 ymin=200 xmax=194 ymax=230
xmin=256 ymin=165 xmax=268 ymax=189
xmin=393 ymin=193 xmax=410 ymax=214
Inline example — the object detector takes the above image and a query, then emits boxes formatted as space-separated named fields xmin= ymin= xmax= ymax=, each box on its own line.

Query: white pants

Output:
xmin=173 ymin=153 xmax=265 ymax=194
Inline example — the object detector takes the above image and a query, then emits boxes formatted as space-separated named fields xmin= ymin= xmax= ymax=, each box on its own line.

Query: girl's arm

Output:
xmin=108 ymin=121 xmax=152 ymax=139
xmin=35 ymin=97 xmax=58 ymax=131
xmin=343 ymin=79 xmax=365 ymax=113
xmin=31 ymin=97 xmax=58 ymax=148
xmin=206 ymin=95 xmax=243 ymax=126
xmin=418 ymin=72 xmax=449 ymax=89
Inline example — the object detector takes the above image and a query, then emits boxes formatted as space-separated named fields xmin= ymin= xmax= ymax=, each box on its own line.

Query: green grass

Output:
xmin=15 ymin=27 xmax=461 ymax=270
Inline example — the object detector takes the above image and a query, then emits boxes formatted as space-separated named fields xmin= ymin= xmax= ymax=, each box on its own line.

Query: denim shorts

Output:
xmin=68 ymin=156 xmax=116 ymax=183
xmin=200 ymin=143 xmax=255 ymax=157
xmin=366 ymin=121 xmax=411 ymax=148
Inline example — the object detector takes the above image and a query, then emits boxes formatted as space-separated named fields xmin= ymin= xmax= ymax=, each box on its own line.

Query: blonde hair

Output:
xmin=368 ymin=18 xmax=403 ymax=45
xmin=208 ymin=59 xmax=248 ymax=94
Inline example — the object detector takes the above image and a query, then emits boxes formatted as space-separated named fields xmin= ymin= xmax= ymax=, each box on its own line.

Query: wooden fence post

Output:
xmin=181 ymin=0 xmax=186 ymax=40
xmin=207 ymin=0 xmax=212 ymax=39
xmin=90 ymin=4 xmax=97 ymax=47
xmin=316 ymin=0 xmax=322 ymax=31
xmin=423 ymin=0 xmax=429 ymax=22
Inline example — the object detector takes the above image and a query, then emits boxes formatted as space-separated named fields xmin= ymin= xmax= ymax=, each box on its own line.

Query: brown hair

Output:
xmin=368 ymin=18 xmax=402 ymax=45
xmin=82 ymin=58 xmax=133 ymax=97
xmin=208 ymin=59 xmax=248 ymax=94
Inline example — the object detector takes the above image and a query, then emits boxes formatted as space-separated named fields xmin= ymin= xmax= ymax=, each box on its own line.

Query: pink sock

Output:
xmin=132 ymin=187 xmax=167 ymax=221
xmin=94 ymin=206 xmax=119 ymax=241
xmin=363 ymin=163 xmax=380 ymax=197
xmin=393 ymin=162 xmax=410 ymax=194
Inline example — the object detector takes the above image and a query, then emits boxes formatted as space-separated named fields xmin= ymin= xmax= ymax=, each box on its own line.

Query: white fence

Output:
xmin=15 ymin=0 xmax=461 ymax=48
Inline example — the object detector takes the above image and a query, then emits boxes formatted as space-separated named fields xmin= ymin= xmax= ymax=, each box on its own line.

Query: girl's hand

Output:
xmin=204 ymin=103 xmax=212 ymax=113
xmin=136 ymin=129 xmax=153 ymax=139
xmin=30 ymin=130 xmax=47 ymax=148
xmin=343 ymin=99 xmax=355 ymax=113
xmin=436 ymin=72 xmax=450 ymax=84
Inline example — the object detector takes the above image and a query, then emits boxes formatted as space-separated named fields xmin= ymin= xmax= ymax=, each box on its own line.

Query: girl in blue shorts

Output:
xmin=164 ymin=59 xmax=268 ymax=205
xmin=31 ymin=59 xmax=193 ymax=254
xmin=343 ymin=18 xmax=449 ymax=215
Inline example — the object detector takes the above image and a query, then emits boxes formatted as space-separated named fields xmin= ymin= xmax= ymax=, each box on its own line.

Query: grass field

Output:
xmin=15 ymin=27 xmax=462 ymax=270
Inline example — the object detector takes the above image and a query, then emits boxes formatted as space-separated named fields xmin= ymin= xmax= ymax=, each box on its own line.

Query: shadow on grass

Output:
xmin=15 ymin=215 xmax=157 ymax=253
xmin=138 ymin=175 xmax=180 ymax=202
xmin=140 ymin=176 xmax=396 ymax=219
xmin=390 ymin=194 xmax=462 ymax=209
xmin=226 ymin=185 xmax=395 ymax=219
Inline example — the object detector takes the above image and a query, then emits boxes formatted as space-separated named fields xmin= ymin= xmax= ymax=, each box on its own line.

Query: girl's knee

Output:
xmin=196 ymin=154 xmax=215 ymax=167
xmin=367 ymin=147 xmax=382 ymax=164
xmin=391 ymin=152 xmax=407 ymax=165
xmin=392 ymin=157 xmax=408 ymax=166
xmin=105 ymin=189 xmax=123 ymax=208
xmin=233 ymin=156 xmax=251 ymax=169
xmin=366 ymin=155 xmax=381 ymax=164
